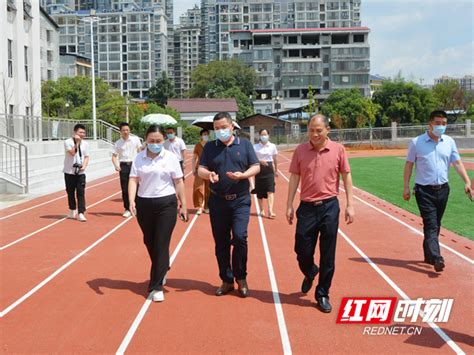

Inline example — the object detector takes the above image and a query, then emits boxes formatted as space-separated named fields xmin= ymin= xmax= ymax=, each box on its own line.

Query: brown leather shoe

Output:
xmin=215 ymin=282 xmax=234 ymax=296
xmin=237 ymin=279 xmax=249 ymax=298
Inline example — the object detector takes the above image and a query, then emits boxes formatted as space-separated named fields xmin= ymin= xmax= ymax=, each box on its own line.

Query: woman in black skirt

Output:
xmin=252 ymin=129 xmax=279 ymax=218
xmin=128 ymin=124 xmax=189 ymax=302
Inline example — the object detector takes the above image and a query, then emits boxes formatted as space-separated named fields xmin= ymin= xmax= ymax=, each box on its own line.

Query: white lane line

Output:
xmin=0 ymin=217 xmax=132 ymax=318
xmin=339 ymin=229 xmax=465 ymax=355
xmin=116 ymin=213 xmax=199 ymax=355
xmin=277 ymin=168 xmax=465 ymax=354
xmin=253 ymin=195 xmax=292 ymax=355
xmin=0 ymin=191 xmax=122 ymax=251
xmin=341 ymin=187 xmax=474 ymax=265
xmin=278 ymin=152 xmax=473 ymax=264
xmin=0 ymin=177 xmax=119 ymax=220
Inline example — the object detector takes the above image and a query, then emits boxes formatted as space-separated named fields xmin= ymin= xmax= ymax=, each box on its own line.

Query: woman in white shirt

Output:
xmin=252 ymin=129 xmax=278 ymax=219
xmin=128 ymin=124 xmax=188 ymax=302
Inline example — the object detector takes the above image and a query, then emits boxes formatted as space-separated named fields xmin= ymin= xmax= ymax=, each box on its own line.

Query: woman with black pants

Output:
xmin=252 ymin=129 xmax=279 ymax=218
xmin=128 ymin=124 xmax=188 ymax=302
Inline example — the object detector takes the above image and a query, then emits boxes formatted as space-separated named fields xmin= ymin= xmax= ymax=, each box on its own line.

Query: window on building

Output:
xmin=8 ymin=39 xmax=13 ymax=77
xmin=24 ymin=46 xmax=28 ymax=81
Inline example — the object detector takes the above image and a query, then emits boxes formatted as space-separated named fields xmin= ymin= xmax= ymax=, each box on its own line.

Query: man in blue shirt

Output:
xmin=198 ymin=112 xmax=260 ymax=297
xmin=404 ymin=110 xmax=472 ymax=272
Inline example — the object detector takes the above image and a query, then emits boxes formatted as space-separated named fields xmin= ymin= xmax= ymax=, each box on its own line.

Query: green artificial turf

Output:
xmin=348 ymin=156 xmax=474 ymax=240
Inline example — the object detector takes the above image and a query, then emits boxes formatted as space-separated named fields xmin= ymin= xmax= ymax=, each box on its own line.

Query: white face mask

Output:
xmin=260 ymin=135 xmax=269 ymax=143
xmin=202 ymin=135 xmax=209 ymax=142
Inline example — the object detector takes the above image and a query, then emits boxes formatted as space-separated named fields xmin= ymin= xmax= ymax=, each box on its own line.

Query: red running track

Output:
xmin=1 ymin=152 xmax=472 ymax=354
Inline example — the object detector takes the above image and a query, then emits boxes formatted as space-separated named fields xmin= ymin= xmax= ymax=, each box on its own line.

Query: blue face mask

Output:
xmin=167 ymin=133 xmax=175 ymax=140
xmin=215 ymin=128 xmax=231 ymax=142
xmin=260 ymin=135 xmax=269 ymax=143
xmin=148 ymin=143 xmax=163 ymax=154
xmin=432 ymin=125 xmax=446 ymax=137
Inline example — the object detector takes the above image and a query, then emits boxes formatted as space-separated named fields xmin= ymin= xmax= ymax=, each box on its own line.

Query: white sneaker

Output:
xmin=122 ymin=210 xmax=132 ymax=218
xmin=67 ymin=210 xmax=77 ymax=219
xmin=77 ymin=213 xmax=87 ymax=222
xmin=151 ymin=290 xmax=164 ymax=302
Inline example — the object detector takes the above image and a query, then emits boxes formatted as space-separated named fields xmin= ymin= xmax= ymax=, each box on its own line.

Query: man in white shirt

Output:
xmin=112 ymin=122 xmax=142 ymax=218
xmin=64 ymin=124 xmax=89 ymax=222
xmin=164 ymin=127 xmax=187 ymax=175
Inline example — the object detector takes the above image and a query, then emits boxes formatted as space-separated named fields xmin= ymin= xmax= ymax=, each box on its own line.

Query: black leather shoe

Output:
xmin=215 ymin=282 xmax=234 ymax=296
xmin=301 ymin=276 xmax=314 ymax=294
xmin=423 ymin=257 xmax=434 ymax=265
xmin=237 ymin=279 xmax=249 ymax=298
xmin=316 ymin=296 xmax=332 ymax=313
xmin=434 ymin=258 xmax=445 ymax=272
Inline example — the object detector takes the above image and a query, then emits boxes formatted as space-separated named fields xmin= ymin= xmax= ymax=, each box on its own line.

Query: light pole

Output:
xmin=82 ymin=10 xmax=101 ymax=140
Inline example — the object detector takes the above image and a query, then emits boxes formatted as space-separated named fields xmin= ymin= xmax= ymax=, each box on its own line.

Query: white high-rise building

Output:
xmin=40 ymin=7 xmax=60 ymax=82
xmin=1 ymin=0 xmax=42 ymax=139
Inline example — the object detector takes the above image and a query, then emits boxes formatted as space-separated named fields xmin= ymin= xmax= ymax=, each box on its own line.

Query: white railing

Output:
xmin=0 ymin=135 xmax=29 ymax=193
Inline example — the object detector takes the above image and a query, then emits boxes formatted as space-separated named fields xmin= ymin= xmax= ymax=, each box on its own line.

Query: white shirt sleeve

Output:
xmin=113 ymin=141 xmax=120 ymax=155
xmin=170 ymin=154 xmax=184 ymax=179
xmin=130 ymin=156 xmax=139 ymax=178
xmin=134 ymin=137 xmax=142 ymax=151
xmin=64 ymin=139 xmax=74 ymax=152
xmin=180 ymin=138 xmax=186 ymax=151
xmin=82 ymin=141 xmax=89 ymax=157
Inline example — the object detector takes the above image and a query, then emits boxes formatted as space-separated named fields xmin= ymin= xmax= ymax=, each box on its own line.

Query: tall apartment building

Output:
xmin=44 ymin=0 xmax=174 ymax=94
xmin=434 ymin=75 xmax=473 ymax=92
xmin=174 ymin=5 xmax=201 ymax=97
xmin=40 ymin=7 xmax=60 ymax=82
xmin=200 ymin=0 xmax=362 ymax=62
xmin=1 ymin=0 xmax=43 ymax=133
xmin=231 ymin=27 xmax=370 ymax=113
xmin=48 ymin=2 xmax=168 ymax=98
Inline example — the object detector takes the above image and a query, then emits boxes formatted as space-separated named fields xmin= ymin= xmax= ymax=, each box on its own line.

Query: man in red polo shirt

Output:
xmin=287 ymin=114 xmax=355 ymax=313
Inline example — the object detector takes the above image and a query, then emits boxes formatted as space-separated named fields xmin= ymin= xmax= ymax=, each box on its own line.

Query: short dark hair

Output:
xmin=145 ymin=124 xmax=166 ymax=139
xmin=213 ymin=112 xmax=233 ymax=124
xmin=200 ymin=129 xmax=209 ymax=136
xmin=259 ymin=128 xmax=268 ymax=135
xmin=119 ymin=122 xmax=130 ymax=129
xmin=165 ymin=126 xmax=176 ymax=132
xmin=74 ymin=123 xmax=86 ymax=132
xmin=429 ymin=110 xmax=448 ymax=121
xmin=308 ymin=114 xmax=330 ymax=127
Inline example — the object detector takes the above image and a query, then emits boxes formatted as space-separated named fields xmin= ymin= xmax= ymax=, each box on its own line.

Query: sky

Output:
xmin=173 ymin=0 xmax=473 ymax=85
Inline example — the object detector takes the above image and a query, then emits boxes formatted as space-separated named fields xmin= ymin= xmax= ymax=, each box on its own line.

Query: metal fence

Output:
xmin=0 ymin=114 xmax=122 ymax=144
xmin=0 ymin=135 xmax=29 ymax=193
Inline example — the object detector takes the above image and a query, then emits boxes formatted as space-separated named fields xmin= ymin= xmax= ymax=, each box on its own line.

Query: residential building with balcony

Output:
xmin=231 ymin=26 xmax=370 ymax=114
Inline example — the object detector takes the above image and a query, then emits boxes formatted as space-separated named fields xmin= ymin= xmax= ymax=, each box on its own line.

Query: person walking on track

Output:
xmin=198 ymin=112 xmax=260 ymax=298
xmin=252 ymin=128 xmax=279 ymax=219
xmin=63 ymin=123 xmax=89 ymax=222
xmin=112 ymin=122 xmax=142 ymax=218
xmin=164 ymin=126 xmax=187 ymax=175
xmin=192 ymin=129 xmax=211 ymax=215
xmin=128 ymin=124 xmax=188 ymax=302
xmin=287 ymin=114 xmax=355 ymax=313
xmin=403 ymin=110 xmax=472 ymax=272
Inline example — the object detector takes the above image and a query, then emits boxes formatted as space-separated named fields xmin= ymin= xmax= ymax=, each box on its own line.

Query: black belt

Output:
xmin=416 ymin=183 xmax=448 ymax=191
xmin=120 ymin=161 xmax=132 ymax=166
xmin=301 ymin=196 xmax=337 ymax=206
xmin=210 ymin=189 xmax=249 ymax=201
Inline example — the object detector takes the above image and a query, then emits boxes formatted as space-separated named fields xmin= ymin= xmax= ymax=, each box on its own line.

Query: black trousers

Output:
xmin=64 ymin=173 xmax=86 ymax=213
xmin=414 ymin=183 xmax=450 ymax=263
xmin=136 ymin=194 xmax=177 ymax=292
xmin=119 ymin=162 xmax=132 ymax=210
xmin=294 ymin=198 xmax=340 ymax=298
xmin=208 ymin=193 xmax=251 ymax=284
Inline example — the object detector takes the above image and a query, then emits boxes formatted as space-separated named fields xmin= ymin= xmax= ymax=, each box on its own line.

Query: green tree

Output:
xmin=148 ymin=71 xmax=176 ymax=107
xmin=215 ymin=87 xmax=254 ymax=120
xmin=432 ymin=81 xmax=465 ymax=122
xmin=304 ymin=85 xmax=318 ymax=119
xmin=41 ymin=77 xmax=127 ymax=124
xmin=372 ymin=80 xmax=436 ymax=125
xmin=189 ymin=59 xmax=257 ymax=98
xmin=321 ymin=89 xmax=380 ymax=128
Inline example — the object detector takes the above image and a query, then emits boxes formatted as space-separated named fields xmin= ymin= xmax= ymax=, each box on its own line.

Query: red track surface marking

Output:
xmin=1 ymin=151 xmax=472 ymax=353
